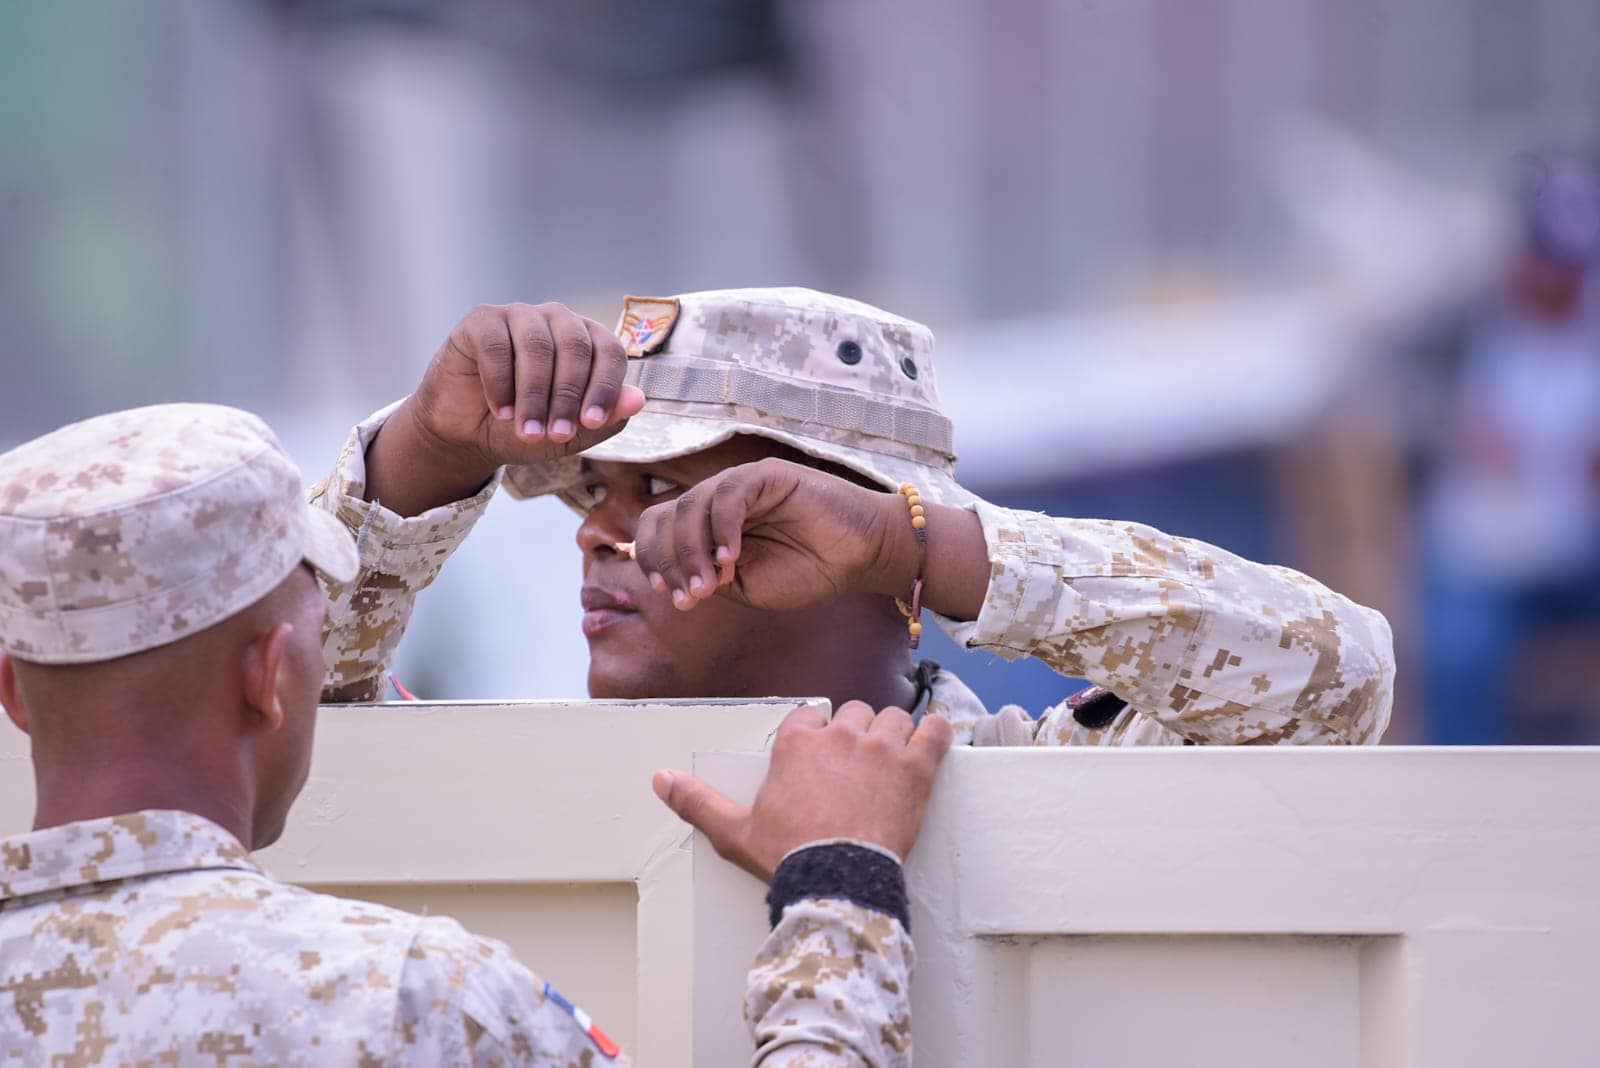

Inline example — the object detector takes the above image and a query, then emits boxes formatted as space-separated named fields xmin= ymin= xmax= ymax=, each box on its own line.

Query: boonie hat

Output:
xmin=501 ymin=287 xmax=974 ymax=510
xmin=0 ymin=404 xmax=358 ymax=664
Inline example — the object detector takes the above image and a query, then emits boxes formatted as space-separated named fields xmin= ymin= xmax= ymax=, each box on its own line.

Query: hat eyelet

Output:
xmin=837 ymin=340 xmax=863 ymax=366
xmin=900 ymin=357 xmax=919 ymax=380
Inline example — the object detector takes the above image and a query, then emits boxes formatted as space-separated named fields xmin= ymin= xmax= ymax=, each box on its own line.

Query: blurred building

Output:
xmin=4 ymin=0 xmax=1600 ymax=738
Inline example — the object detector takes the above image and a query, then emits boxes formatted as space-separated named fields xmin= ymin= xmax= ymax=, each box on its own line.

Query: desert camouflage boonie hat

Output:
xmin=0 ymin=404 xmax=358 ymax=664
xmin=501 ymin=287 xmax=974 ymax=510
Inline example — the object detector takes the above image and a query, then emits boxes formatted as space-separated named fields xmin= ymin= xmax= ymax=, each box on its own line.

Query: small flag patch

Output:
xmin=543 ymin=981 xmax=621 ymax=1059
xmin=617 ymin=295 xmax=680 ymax=357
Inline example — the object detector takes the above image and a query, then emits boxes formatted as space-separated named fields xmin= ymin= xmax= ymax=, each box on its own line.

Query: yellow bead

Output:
xmin=899 ymin=483 xmax=915 ymax=495
xmin=909 ymin=621 xmax=924 ymax=637
xmin=910 ymin=504 xmax=925 ymax=517
xmin=911 ymin=515 xmax=927 ymax=529
xmin=907 ymin=495 xmax=922 ymax=508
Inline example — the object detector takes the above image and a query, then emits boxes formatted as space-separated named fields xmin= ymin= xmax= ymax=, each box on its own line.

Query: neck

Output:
xmin=737 ymin=596 xmax=920 ymax=713
xmin=32 ymin=752 xmax=255 ymax=848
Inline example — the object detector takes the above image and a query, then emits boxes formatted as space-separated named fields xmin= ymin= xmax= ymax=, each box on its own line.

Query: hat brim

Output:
xmin=503 ymin=409 xmax=976 ymax=512
xmin=302 ymin=505 xmax=360 ymax=584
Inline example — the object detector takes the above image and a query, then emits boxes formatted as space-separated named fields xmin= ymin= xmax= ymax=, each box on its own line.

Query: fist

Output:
xmin=412 ymin=301 xmax=646 ymax=469
xmin=631 ymin=457 xmax=908 ymax=614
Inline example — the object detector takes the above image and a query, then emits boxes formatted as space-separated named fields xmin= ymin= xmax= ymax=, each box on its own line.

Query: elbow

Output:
xmin=1322 ymin=606 xmax=1396 ymax=744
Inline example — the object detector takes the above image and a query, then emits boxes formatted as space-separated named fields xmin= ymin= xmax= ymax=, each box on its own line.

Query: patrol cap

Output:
xmin=501 ymin=287 xmax=975 ymax=510
xmin=0 ymin=404 xmax=358 ymax=665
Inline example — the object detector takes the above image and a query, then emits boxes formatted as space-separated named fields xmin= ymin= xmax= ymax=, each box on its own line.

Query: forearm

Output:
xmin=364 ymin=396 xmax=500 ymax=517
xmin=942 ymin=502 xmax=1396 ymax=744
xmin=747 ymin=844 xmax=915 ymax=1067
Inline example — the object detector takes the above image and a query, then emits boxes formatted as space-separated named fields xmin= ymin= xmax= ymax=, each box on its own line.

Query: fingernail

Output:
xmin=652 ymin=770 xmax=673 ymax=802
xmin=497 ymin=406 xmax=514 ymax=420
xmin=551 ymin=418 xmax=574 ymax=439
xmin=689 ymin=575 xmax=706 ymax=595
xmin=583 ymin=405 xmax=606 ymax=427
xmin=649 ymin=573 xmax=667 ymax=592
xmin=522 ymin=420 xmax=543 ymax=439
xmin=672 ymin=589 xmax=690 ymax=609
xmin=715 ymin=546 xmax=731 ymax=564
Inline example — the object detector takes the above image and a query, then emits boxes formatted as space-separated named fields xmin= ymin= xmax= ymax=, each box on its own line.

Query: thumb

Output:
xmin=653 ymin=768 xmax=749 ymax=858
xmin=560 ymin=385 xmax=647 ymax=456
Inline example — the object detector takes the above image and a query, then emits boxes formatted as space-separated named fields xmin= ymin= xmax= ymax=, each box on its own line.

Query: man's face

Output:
xmin=575 ymin=437 xmax=800 ymax=700
xmin=251 ymin=566 xmax=330 ymax=847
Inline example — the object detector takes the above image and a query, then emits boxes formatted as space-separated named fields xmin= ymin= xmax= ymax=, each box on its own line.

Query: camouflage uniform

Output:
xmin=311 ymin=287 xmax=1394 ymax=1063
xmin=0 ymin=404 xmax=914 ymax=1068
xmin=0 ymin=810 xmax=907 ymax=1067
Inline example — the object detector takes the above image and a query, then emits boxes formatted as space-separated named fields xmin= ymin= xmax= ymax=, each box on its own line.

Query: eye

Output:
xmin=643 ymin=474 xmax=681 ymax=498
xmin=572 ymin=481 xmax=609 ymax=508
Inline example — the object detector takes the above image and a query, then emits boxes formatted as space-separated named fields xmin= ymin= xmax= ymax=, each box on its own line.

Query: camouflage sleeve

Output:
xmin=308 ymin=402 xmax=500 ymax=702
xmin=398 ymin=916 xmax=630 ymax=1067
xmin=941 ymin=500 xmax=1395 ymax=745
xmin=745 ymin=899 xmax=914 ymax=1067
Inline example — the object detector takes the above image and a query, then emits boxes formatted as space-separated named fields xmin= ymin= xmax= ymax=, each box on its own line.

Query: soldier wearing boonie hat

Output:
xmin=318 ymin=286 xmax=1395 ymax=749
xmin=0 ymin=401 xmax=946 ymax=1066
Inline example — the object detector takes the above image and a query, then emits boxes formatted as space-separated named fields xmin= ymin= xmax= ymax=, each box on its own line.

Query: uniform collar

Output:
xmin=0 ymin=809 xmax=261 ymax=904
xmin=911 ymin=659 xmax=991 ymax=744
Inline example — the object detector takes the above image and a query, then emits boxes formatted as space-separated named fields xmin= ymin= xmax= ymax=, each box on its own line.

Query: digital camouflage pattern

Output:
xmin=0 ymin=809 xmax=911 ymax=1067
xmin=0 ymin=404 xmax=357 ymax=665
xmin=746 ymin=899 xmax=914 ymax=1067
xmin=500 ymin=288 xmax=976 ymax=510
xmin=308 ymin=400 xmax=501 ymax=702
xmin=0 ymin=810 xmax=615 ymax=1066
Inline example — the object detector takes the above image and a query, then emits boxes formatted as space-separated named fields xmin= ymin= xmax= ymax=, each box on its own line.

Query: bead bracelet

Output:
xmin=893 ymin=483 xmax=929 ymax=648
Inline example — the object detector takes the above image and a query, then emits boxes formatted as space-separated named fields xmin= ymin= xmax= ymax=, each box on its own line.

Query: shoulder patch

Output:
xmin=542 ymin=981 xmax=621 ymax=1059
xmin=616 ymin=295 xmax=680 ymax=357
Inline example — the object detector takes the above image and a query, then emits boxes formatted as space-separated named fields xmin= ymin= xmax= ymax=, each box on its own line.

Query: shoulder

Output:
xmin=400 ymin=915 xmax=620 ymax=1065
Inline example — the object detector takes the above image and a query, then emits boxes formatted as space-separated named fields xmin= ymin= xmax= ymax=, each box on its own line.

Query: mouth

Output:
xmin=580 ymin=586 xmax=641 ymax=638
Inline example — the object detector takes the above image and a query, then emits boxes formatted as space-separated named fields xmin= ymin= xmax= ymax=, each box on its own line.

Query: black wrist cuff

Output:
xmin=766 ymin=842 xmax=910 ymax=932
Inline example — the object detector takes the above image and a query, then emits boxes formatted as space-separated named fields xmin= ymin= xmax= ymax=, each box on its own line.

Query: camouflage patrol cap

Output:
xmin=501 ymin=287 xmax=975 ymax=509
xmin=0 ymin=404 xmax=358 ymax=665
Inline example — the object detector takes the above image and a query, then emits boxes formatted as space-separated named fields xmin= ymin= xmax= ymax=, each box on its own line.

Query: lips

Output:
xmin=580 ymin=586 xmax=640 ymax=638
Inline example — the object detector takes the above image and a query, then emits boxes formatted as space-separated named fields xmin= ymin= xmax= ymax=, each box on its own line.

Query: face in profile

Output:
xmin=574 ymin=437 xmax=818 ymax=701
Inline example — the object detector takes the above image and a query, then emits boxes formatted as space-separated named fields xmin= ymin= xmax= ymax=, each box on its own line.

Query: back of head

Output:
xmin=0 ymin=403 xmax=358 ymax=847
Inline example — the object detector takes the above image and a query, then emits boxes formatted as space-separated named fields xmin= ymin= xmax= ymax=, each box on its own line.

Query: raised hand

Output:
xmin=366 ymin=302 xmax=646 ymax=516
xmin=630 ymin=457 xmax=907 ymax=613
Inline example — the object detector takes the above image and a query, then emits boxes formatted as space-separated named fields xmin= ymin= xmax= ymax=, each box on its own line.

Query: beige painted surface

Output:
xmin=0 ymin=699 xmax=792 ymax=1068
xmin=694 ymin=746 xmax=1600 ymax=1068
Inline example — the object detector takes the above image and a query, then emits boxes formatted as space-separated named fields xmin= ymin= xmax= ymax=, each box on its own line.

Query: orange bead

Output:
xmin=910 ymin=504 xmax=925 ymax=517
xmin=899 ymin=483 xmax=915 ymax=495
xmin=908 ymin=621 xmax=924 ymax=637
xmin=911 ymin=515 xmax=927 ymax=529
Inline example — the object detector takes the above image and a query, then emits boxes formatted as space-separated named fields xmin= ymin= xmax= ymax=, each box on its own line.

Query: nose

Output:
xmin=577 ymin=499 xmax=637 ymax=558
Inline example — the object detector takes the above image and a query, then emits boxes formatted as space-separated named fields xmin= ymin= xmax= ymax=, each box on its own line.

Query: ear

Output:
xmin=0 ymin=653 xmax=27 ymax=735
xmin=241 ymin=623 xmax=295 ymax=734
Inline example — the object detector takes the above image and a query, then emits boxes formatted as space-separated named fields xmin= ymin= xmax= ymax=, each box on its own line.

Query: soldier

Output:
xmin=0 ymin=403 xmax=951 ymax=1066
xmin=319 ymin=289 xmax=1395 ymax=747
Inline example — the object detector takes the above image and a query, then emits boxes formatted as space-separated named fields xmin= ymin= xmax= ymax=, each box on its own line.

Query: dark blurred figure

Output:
xmin=1411 ymin=155 xmax=1600 ymax=744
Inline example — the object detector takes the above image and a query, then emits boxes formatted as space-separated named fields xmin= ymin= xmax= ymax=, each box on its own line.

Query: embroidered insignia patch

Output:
xmin=543 ymin=981 xmax=622 ymax=1059
xmin=617 ymin=295 xmax=680 ymax=357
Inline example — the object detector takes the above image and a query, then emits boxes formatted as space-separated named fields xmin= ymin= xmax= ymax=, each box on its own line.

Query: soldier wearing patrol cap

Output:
xmin=319 ymin=287 xmax=1395 ymax=750
xmin=0 ymin=402 xmax=949 ymax=1066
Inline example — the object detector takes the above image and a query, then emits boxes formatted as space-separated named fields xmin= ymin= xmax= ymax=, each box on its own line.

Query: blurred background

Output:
xmin=4 ymin=0 xmax=1600 ymax=743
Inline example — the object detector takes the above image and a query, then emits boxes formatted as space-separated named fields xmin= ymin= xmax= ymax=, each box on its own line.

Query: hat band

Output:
xmin=625 ymin=358 xmax=954 ymax=456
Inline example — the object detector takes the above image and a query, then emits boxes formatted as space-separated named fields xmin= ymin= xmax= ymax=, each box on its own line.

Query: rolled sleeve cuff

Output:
xmin=308 ymin=400 xmax=501 ymax=570
xmin=939 ymin=500 xmax=1071 ymax=657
